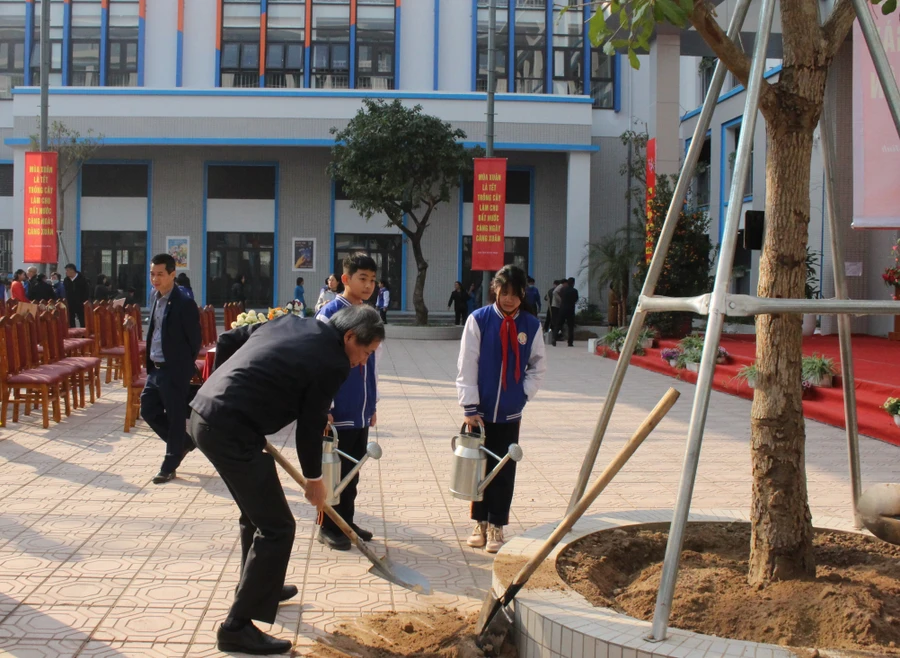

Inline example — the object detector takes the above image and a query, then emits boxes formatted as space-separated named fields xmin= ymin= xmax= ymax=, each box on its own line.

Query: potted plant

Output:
xmin=660 ymin=347 xmax=681 ymax=367
xmin=735 ymin=362 xmax=758 ymax=388
xmin=639 ymin=327 xmax=658 ymax=350
xmin=678 ymin=334 xmax=705 ymax=353
xmin=716 ymin=346 xmax=729 ymax=364
xmin=883 ymin=397 xmax=900 ymax=428
xmin=803 ymin=248 xmax=820 ymax=338
xmin=801 ymin=380 xmax=815 ymax=400
xmin=802 ymin=353 xmax=837 ymax=388
xmin=601 ymin=326 xmax=627 ymax=353
xmin=677 ymin=346 xmax=703 ymax=372
xmin=883 ymin=238 xmax=900 ymax=300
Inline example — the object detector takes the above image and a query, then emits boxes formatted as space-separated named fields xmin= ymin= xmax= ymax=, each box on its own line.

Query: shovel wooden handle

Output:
xmin=265 ymin=440 xmax=361 ymax=545
xmin=506 ymin=387 xmax=680 ymax=594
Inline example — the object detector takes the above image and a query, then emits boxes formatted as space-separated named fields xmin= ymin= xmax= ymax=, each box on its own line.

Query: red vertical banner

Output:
xmin=23 ymin=151 xmax=59 ymax=264
xmin=471 ymin=157 xmax=507 ymax=271
xmin=644 ymin=138 xmax=657 ymax=263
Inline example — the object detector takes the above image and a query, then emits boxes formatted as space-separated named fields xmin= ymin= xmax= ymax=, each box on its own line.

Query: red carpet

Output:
xmin=597 ymin=334 xmax=900 ymax=447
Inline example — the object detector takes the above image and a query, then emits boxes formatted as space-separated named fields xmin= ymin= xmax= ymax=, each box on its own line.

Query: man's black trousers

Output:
xmin=319 ymin=426 xmax=368 ymax=533
xmin=470 ymin=421 xmax=520 ymax=527
xmin=191 ymin=412 xmax=295 ymax=625
xmin=140 ymin=366 xmax=192 ymax=473
xmin=69 ymin=305 xmax=85 ymax=328
xmin=552 ymin=310 xmax=575 ymax=346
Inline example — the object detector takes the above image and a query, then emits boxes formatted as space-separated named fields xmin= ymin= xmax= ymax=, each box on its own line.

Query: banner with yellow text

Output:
xmin=24 ymin=151 xmax=59 ymax=263
xmin=472 ymin=157 xmax=507 ymax=271
xmin=645 ymin=138 xmax=657 ymax=261
xmin=853 ymin=10 xmax=900 ymax=228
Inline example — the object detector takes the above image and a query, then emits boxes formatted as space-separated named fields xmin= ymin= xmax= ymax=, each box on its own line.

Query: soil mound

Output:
xmin=310 ymin=609 xmax=517 ymax=658
xmin=557 ymin=523 xmax=900 ymax=656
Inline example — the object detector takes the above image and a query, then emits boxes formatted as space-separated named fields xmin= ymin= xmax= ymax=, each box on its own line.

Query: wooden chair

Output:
xmin=43 ymin=310 xmax=102 ymax=406
xmin=204 ymin=305 xmax=218 ymax=346
xmin=20 ymin=313 xmax=75 ymax=416
xmin=92 ymin=304 xmax=125 ymax=384
xmin=58 ymin=302 xmax=87 ymax=339
xmin=0 ymin=316 xmax=66 ymax=428
xmin=121 ymin=316 xmax=146 ymax=433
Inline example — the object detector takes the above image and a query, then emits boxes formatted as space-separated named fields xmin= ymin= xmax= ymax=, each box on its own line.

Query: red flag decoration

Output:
xmin=23 ymin=151 xmax=59 ymax=264
xmin=644 ymin=138 xmax=657 ymax=263
xmin=471 ymin=157 xmax=507 ymax=271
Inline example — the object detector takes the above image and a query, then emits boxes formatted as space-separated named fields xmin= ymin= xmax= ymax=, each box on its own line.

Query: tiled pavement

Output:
xmin=0 ymin=338 xmax=898 ymax=657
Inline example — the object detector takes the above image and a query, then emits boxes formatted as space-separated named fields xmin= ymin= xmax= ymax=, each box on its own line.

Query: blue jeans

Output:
xmin=140 ymin=366 xmax=191 ymax=473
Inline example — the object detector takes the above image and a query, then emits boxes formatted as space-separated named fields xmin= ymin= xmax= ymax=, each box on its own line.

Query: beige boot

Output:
xmin=485 ymin=524 xmax=505 ymax=554
xmin=466 ymin=522 xmax=487 ymax=548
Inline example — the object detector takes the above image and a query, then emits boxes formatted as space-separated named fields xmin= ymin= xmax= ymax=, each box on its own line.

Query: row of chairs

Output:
xmin=223 ymin=302 xmax=244 ymax=330
xmin=0 ymin=306 xmax=102 ymax=428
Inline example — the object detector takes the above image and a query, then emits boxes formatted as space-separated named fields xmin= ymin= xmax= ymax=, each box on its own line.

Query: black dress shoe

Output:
xmin=217 ymin=622 xmax=292 ymax=655
xmin=151 ymin=470 xmax=175 ymax=484
xmin=279 ymin=585 xmax=298 ymax=602
xmin=317 ymin=526 xmax=351 ymax=551
xmin=349 ymin=523 xmax=374 ymax=542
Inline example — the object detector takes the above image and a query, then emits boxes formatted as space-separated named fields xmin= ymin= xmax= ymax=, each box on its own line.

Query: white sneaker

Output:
xmin=466 ymin=522 xmax=487 ymax=548
xmin=485 ymin=525 xmax=505 ymax=554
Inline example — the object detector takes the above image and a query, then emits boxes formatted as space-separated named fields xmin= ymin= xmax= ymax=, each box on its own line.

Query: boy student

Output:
xmin=315 ymin=253 xmax=379 ymax=551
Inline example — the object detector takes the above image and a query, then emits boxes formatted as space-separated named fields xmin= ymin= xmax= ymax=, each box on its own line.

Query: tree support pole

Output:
xmin=565 ymin=0 xmax=754 ymax=514
xmin=648 ymin=0 xmax=777 ymax=641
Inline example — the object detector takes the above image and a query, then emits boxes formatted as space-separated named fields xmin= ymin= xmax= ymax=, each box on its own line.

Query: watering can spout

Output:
xmin=450 ymin=423 xmax=525 ymax=501
xmin=477 ymin=444 xmax=524 ymax=495
xmin=333 ymin=442 xmax=383 ymax=498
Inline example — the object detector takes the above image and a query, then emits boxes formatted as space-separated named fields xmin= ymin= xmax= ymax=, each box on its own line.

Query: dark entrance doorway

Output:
xmin=206 ymin=232 xmax=274 ymax=308
xmin=333 ymin=233 xmax=402 ymax=310
xmin=80 ymin=230 xmax=147 ymax=303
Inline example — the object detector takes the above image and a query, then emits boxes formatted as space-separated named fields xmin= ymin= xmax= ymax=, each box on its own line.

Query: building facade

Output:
xmin=0 ymin=0 xmax=654 ymax=312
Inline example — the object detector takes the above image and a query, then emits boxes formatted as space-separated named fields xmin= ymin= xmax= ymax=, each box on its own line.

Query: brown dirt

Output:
xmin=309 ymin=609 xmax=517 ymax=658
xmin=557 ymin=522 xmax=900 ymax=657
xmin=492 ymin=554 xmax=567 ymax=592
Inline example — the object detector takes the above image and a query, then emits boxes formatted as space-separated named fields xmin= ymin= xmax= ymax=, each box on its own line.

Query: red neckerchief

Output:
xmin=499 ymin=311 xmax=521 ymax=390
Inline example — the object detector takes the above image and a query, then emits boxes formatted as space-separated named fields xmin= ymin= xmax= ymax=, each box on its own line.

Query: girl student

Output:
xmin=455 ymin=264 xmax=547 ymax=554
xmin=375 ymin=280 xmax=390 ymax=324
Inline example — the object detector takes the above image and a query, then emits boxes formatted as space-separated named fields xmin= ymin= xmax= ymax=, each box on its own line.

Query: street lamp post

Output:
xmin=482 ymin=0 xmax=497 ymax=304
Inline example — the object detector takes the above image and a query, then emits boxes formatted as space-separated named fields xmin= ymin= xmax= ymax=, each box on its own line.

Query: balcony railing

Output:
xmin=310 ymin=73 xmax=349 ymax=89
xmin=356 ymin=75 xmax=393 ymax=90
xmin=265 ymin=72 xmax=303 ymax=88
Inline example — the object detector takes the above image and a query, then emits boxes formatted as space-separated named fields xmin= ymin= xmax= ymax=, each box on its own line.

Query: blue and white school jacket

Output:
xmin=316 ymin=296 xmax=377 ymax=429
xmin=456 ymin=304 xmax=547 ymax=423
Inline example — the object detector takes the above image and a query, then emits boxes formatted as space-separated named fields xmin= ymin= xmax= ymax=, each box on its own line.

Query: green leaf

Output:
xmin=588 ymin=9 xmax=608 ymax=45
xmin=680 ymin=0 xmax=695 ymax=14
xmin=657 ymin=0 xmax=688 ymax=26
xmin=628 ymin=47 xmax=641 ymax=70
xmin=603 ymin=41 xmax=617 ymax=56
xmin=883 ymin=0 xmax=897 ymax=14
xmin=872 ymin=0 xmax=884 ymax=5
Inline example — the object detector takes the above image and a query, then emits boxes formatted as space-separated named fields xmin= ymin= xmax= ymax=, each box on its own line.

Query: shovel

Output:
xmin=265 ymin=440 xmax=432 ymax=595
xmin=476 ymin=387 xmax=681 ymax=644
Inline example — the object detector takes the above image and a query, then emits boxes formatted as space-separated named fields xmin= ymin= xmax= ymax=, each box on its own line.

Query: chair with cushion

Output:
xmin=43 ymin=310 xmax=102 ymax=406
xmin=93 ymin=305 xmax=125 ymax=384
xmin=0 ymin=316 xmax=66 ymax=428
xmin=121 ymin=316 xmax=146 ymax=432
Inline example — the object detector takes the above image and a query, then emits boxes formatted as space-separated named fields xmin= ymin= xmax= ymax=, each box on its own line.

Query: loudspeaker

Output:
xmin=744 ymin=211 xmax=765 ymax=250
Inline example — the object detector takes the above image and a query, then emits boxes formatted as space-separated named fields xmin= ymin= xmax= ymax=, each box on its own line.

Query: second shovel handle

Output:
xmin=264 ymin=440 xmax=360 ymax=545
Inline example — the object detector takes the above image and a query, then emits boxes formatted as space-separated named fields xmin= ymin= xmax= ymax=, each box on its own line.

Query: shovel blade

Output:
xmin=475 ymin=590 xmax=513 ymax=647
xmin=367 ymin=556 xmax=432 ymax=595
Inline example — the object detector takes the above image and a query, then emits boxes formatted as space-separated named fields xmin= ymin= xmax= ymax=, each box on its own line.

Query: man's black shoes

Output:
xmin=216 ymin=622 xmax=292 ymax=655
xmin=349 ymin=523 xmax=373 ymax=542
xmin=317 ymin=526 xmax=351 ymax=551
xmin=151 ymin=470 xmax=175 ymax=485
xmin=279 ymin=585 xmax=298 ymax=602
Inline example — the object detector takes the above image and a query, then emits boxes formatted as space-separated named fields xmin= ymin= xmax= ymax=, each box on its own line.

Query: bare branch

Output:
xmin=822 ymin=0 xmax=857 ymax=59
xmin=690 ymin=0 xmax=778 ymax=116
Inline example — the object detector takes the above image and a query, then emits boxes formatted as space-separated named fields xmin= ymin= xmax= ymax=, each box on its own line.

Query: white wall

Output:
xmin=462 ymin=203 xmax=530 ymax=238
xmin=207 ymin=199 xmax=275 ymax=232
xmin=145 ymin=0 xmax=178 ymax=88
xmin=81 ymin=197 xmax=147 ymax=231
xmin=334 ymin=201 xmax=402 ymax=235
xmin=400 ymin=0 xmax=434 ymax=92
xmin=183 ymin=0 xmax=217 ymax=88
xmin=437 ymin=0 xmax=472 ymax=91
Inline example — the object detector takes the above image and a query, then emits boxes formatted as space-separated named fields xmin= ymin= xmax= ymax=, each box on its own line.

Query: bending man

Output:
xmin=190 ymin=305 xmax=385 ymax=655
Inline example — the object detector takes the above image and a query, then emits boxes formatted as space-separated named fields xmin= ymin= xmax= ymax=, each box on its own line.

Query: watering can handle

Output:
xmin=323 ymin=423 xmax=338 ymax=441
xmin=459 ymin=422 xmax=486 ymax=438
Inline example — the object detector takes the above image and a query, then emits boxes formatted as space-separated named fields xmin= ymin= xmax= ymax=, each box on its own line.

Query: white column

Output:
xmin=12 ymin=147 xmax=25 ymax=269
xmin=566 ymin=151 xmax=591 ymax=301
xmin=649 ymin=33 xmax=682 ymax=177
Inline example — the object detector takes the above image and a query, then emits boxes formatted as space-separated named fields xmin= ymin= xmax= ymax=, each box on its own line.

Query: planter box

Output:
xmin=587 ymin=338 xmax=599 ymax=354
xmin=716 ymin=356 xmax=727 ymax=365
xmin=668 ymin=359 xmax=678 ymax=368
xmin=805 ymin=374 xmax=834 ymax=388
xmin=686 ymin=362 xmax=700 ymax=373
xmin=894 ymin=415 xmax=900 ymax=428
xmin=640 ymin=338 xmax=655 ymax=349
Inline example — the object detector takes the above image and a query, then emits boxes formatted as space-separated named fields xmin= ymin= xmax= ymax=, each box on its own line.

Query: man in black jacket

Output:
xmin=190 ymin=304 xmax=384 ymax=655
xmin=140 ymin=253 xmax=201 ymax=484
xmin=63 ymin=263 xmax=90 ymax=327
xmin=552 ymin=277 xmax=579 ymax=347
xmin=27 ymin=273 xmax=56 ymax=302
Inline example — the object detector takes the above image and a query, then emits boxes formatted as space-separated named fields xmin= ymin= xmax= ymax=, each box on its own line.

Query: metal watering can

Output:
xmin=322 ymin=424 xmax=383 ymax=506
xmin=449 ymin=423 xmax=524 ymax=502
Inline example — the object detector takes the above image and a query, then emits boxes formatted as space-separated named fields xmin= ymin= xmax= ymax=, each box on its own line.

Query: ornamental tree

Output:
xmin=592 ymin=0 xmax=894 ymax=585
xmin=328 ymin=99 xmax=482 ymax=325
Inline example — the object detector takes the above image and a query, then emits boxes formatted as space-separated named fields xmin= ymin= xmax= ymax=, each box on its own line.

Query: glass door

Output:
xmin=333 ymin=233 xmax=402 ymax=310
xmin=206 ymin=232 xmax=274 ymax=308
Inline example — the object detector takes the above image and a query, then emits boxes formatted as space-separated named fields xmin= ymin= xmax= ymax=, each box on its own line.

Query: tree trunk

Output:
xmin=409 ymin=233 xmax=429 ymax=325
xmin=748 ymin=117 xmax=817 ymax=585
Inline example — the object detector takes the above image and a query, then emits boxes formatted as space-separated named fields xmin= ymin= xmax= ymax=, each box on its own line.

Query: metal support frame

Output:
xmin=564 ymin=0 xmax=900 ymax=643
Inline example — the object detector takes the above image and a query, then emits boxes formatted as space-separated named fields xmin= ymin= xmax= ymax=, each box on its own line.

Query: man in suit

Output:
xmin=140 ymin=253 xmax=201 ymax=484
xmin=190 ymin=305 xmax=384 ymax=655
xmin=551 ymin=277 xmax=579 ymax=347
xmin=63 ymin=263 xmax=90 ymax=327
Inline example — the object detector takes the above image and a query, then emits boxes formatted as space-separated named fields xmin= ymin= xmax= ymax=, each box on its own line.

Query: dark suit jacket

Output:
xmin=63 ymin=273 xmax=90 ymax=311
xmin=191 ymin=315 xmax=351 ymax=478
xmin=146 ymin=284 xmax=201 ymax=381
xmin=27 ymin=280 xmax=56 ymax=302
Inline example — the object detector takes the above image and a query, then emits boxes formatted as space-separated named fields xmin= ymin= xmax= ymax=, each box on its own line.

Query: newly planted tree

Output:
xmin=328 ymin=99 xmax=481 ymax=325
xmin=591 ymin=0 xmax=893 ymax=584
xmin=30 ymin=121 xmax=103 ymax=265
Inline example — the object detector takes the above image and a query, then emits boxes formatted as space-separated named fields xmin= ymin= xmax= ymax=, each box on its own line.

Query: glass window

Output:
xmin=552 ymin=0 xmax=581 ymax=95
xmin=207 ymin=232 xmax=274 ymax=308
xmin=31 ymin=0 xmax=64 ymax=86
xmin=0 ymin=228 xmax=12 ymax=277
xmin=694 ymin=137 xmax=711 ymax=207
xmin=0 ymin=0 xmax=25 ymax=99
xmin=208 ymin=165 xmax=276 ymax=200
xmin=356 ymin=3 xmax=393 ymax=89
xmin=730 ymin=125 xmax=753 ymax=198
xmin=461 ymin=236 xmax=528 ymax=291
xmin=0 ymin=163 xmax=12 ymax=196
xmin=475 ymin=0 xmax=508 ymax=92
xmin=108 ymin=1 xmax=138 ymax=86
xmin=266 ymin=0 xmax=304 ymax=87
xmin=80 ymin=230 xmax=147 ymax=303
xmin=514 ymin=0 xmax=544 ymax=93
xmin=590 ymin=48 xmax=614 ymax=109
xmin=334 ymin=233 xmax=402 ymax=309
xmin=71 ymin=1 xmax=102 ymax=87
xmin=82 ymin=163 xmax=148 ymax=197
xmin=310 ymin=0 xmax=349 ymax=89
xmin=220 ymin=0 xmax=260 ymax=87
